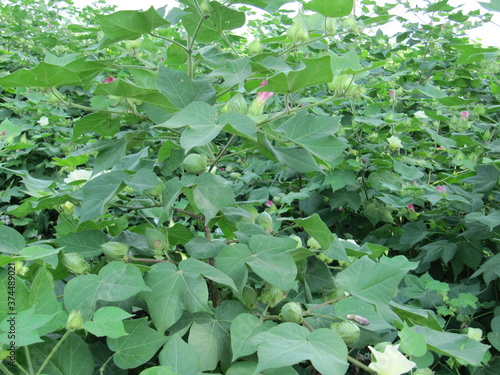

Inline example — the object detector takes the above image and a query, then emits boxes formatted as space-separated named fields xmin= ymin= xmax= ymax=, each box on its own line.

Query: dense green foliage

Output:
xmin=1 ymin=0 xmax=500 ymax=374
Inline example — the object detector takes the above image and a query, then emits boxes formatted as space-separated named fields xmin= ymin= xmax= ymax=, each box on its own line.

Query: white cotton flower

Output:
xmin=466 ymin=327 xmax=483 ymax=342
xmin=387 ymin=135 xmax=403 ymax=150
xmin=37 ymin=116 xmax=49 ymax=127
xmin=64 ymin=169 xmax=92 ymax=184
xmin=368 ymin=344 xmax=416 ymax=375
xmin=414 ymin=111 xmax=428 ymax=119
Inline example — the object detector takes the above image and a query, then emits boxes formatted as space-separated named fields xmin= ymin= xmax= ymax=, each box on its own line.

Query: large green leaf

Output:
xmin=73 ymin=113 xmax=121 ymax=140
xmin=83 ymin=307 xmax=132 ymax=339
xmin=0 ymin=308 xmax=53 ymax=346
xmin=273 ymin=146 xmax=322 ymax=173
xmin=55 ymin=230 xmax=109 ymax=257
xmin=29 ymin=334 xmax=94 ymax=375
xmin=79 ymin=171 xmax=128 ymax=224
xmin=262 ymin=56 xmax=333 ymax=93
xmin=192 ymin=173 xmax=237 ymax=223
xmin=158 ymin=334 xmax=201 ymax=375
xmin=411 ymin=325 xmax=490 ymax=366
xmin=275 ymin=112 xmax=346 ymax=161
xmin=97 ymin=7 xmax=170 ymax=42
xmin=336 ymin=256 xmax=409 ymax=305
xmin=108 ymin=318 xmax=168 ymax=369
xmin=294 ymin=214 xmax=334 ymax=250
xmin=303 ymin=0 xmax=354 ymax=17
xmin=471 ymin=253 xmax=500 ymax=285
xmin=0 ymin=226 xmax=25 ymax=254
xmin=64 ymin=262 xmax=151 ymax=321
xmin=461 ymin=164 xmax=500 ymax=193
xmin=142 ymin=261 xmax=212 ymax=334
xmin=157 ymin=66 xmax=216 ymax=108
xmin=182 ymin=3 xmax=246 ymax=42
xmin=209 ymin=58 xmax=252 ymax=89
xmin=94 ymin=79 xmax=178 ymax=113
xmin=231 ymin=313 xmax=276 ymax=361
xmin=0 ymin=62 xmax=82 ymax=87
xmin=251 ymin=323 xmax=348 ymax=374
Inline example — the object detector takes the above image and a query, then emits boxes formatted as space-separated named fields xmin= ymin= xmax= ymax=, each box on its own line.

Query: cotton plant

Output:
xmin=368 ymin=344 xmax=416 ymax=375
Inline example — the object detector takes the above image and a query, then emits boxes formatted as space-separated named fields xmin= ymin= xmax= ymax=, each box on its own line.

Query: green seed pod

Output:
xmin=330 ymin=321 xmax=361 ymax=344
xmin=66 ymin=310 xmax=83 ymax=331
xmin=229 ymin=172 xmax=241 ymax=180
xmin=279 ymin=302 xmax=304 ymax=323
xmin=327 ymin=74 xmax=352 ymax=94
xmin=145 ymin=228 xmax=170 ymax=258
xmin=344 ymin=15 xmax=358 ymax=29
xmin=307 ymin=237 xmax=321 ymax=250
xmin=287 ymin=19 xmax=309 ymax=43
xmin=241 ymin=285 xmax=258 ymax=310
xmin=183 ymin=153 xmax=208 ymax=174
xmin=248 ymin=38 xmax=263 ymax=55
xmin=261 ymin=283 xmax=286 ymax=307
xmin=221 ymin=93 xmax=247 ymax=114
xmin=61 ymin=252 xmax=90 ymax=275
xmin=325 ymin=17 xmax=336 ymax=35
xmin=101 ymin=242 xmax=129 ymax=262
xmin=256 ymin=211 xmax=273 ymax=232
xmin=289 ymin=234 xmax=302 ymax=248
xmin=124 ymin=38 xmax=141 ymax=50
xmin=473 ymin=104 xmax=486 ymax=116
xmin=198 ymin=0 xmax=212 ymax=16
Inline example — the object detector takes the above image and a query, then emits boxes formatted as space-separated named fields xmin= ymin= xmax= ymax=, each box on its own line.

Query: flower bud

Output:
xmin=198 ymin=0 xmax=212 ymax=16
xmin=287 ymin=19 xmax=309 ymax=43
xmin=61 ymin=201 xmax=75 ymax=215
xmin=255 ymin=212 xmax=273 ymax=232
xmin=327 ymin=74 xmax=352 ymax=94
xmin=221 ymin=93 xmax=247 ymax=114
xmin=325 ymin=17 xmax=336 ymax=35
xmin=261 ymin=283 xmax=286 ymax=307
xmin=387 ymin=135 xmax=403 ymax=150
xmin=307 ymin=237 xmax=321 ymax=250
xmin=101 ymin=242 xmax=129 ymax=262
xmin=248 ymin=38 xmax=263 ymax=55
xmin=182 ymin=153 xmax=207 ymax=174
xmin=289 ymin=234 xmax=302 ymax=248
xmin=14 ymin=261 xmax=29 ymax=276
xmin=66 ymin=310 xmax=83 ymax=331
xmin=124 ymin=38 xmax=141 ymax=50
xmin=466 ymin=327 xmax=483 ymax=341
xmin=241 ymin=285 xmax=258 ymax=310
xmin=145 ymin=228 xmax=170 ymax=258
xmin=330 ymin=321 xmax=361 ymax=344
xmin=279 ymin=302 xmax=304 ymax=323
xmin=229 ymin=172 xmax=241 ymax=180
xmin=61 ymin=252 xmax=90 ymax=275
xmin=473 ymin=104 xmax=486 ymax=116
xmin=344 ymin=15 xmax=358 ymax=29
xmin=347 ymin=314 xmax=370 ymax=326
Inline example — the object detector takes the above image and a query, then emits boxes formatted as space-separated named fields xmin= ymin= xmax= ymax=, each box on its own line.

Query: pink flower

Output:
xmin=256 ymin=91 xmax=274 ymax=104
xmin=389 ymin=90 xmax=396 ymax=100
xmin=437 ymin=146 xmax=446 ymax=150
xmin=266 ymin=200 xmax=274 ymax=207
xmin=248 ymin=80 xmax=274 ymax=116
xmin=407 ymin=204 xmax=415 ymax=212
xmin=259 ymin=80 xmax=268 ymax=87
xmin=102 ymin=77 xmax=116 ymax=84
xmin=460 ymin=111 xmax=469 ymax=120
xmin=436 ymin=185 xmax=447 ymax=193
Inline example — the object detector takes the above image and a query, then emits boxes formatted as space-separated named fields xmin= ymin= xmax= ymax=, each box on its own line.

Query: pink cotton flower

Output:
xmin=102 ymin=77 xmax=116 ymax=84
xmin=437 ymin=146 xmax=446 ymax=150
xmin=460 ymin=111 xmax=470 ymax=120
xmin=436 ymin=185 xmax=447 ymax=193
xmin=407 ymin=204 xmax=415 ymax=212
xmin=248 ymin=80 xmax=274 ymax=116
xmin=389 ymin=90 xmax=396 ymax=100
xmin=266 ymin=200 xmax=274 ymax=207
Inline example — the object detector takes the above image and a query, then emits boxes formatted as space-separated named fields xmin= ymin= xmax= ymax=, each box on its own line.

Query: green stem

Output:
xmin=148 ymin=32 xmax=189 ymax=52
xmin=210 ymin=134 xmax=237 ymax=172
xmin=35 ymin=330 xmax=71 ymax=375
xmin=23 ymin=346 xmax=34 ymax=375
xmin=99 ymin=355 xmax=114 ymax=375
xmin=347 ymin=354 xmax=376 ymax=374
xmin=221 ymin=31 xmax=240 ymax=56
xmin=0 ymin=362 xmax=15 ymax=375
xmin=15 ymin=361 xmax=30 ymax=375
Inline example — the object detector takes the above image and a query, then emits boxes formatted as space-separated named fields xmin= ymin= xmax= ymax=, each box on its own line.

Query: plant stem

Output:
xmin=347 ymin=354 xmax=376 ymax=374
xmin=306 ymin=296 xmax=346 ymax=313
xmin=0 ymin=363 xmax=15 ymax=375
xmin=35 ymin=330 xmax=71 ymax=375
xmin=23 ymin=346 xmax=34 ymax=375
xmin=210 ymin=134 xmax=237 ymax=172
xmin=149 ymin=32 xmax=189 ymax=52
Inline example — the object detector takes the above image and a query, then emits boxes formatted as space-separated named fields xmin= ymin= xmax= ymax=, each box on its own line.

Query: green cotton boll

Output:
xmin=248 ymin=38 xmax=263 ymax=55
xmin=289 ymin=234 xmax=302 ymax=248
xmin=279 ymin=302 xmax=304 ymax=323
xmin=145 ymin=228 xmax=170 ymax=258
xmin=261 ymin=283 xmax=286 ymax=307
xmin=182 ymin=153 xmax=208 ymax=174
xmin=221 ymin=93 xmax=247 ymax=114
xmin=101 ymin=242 xmax=129 ymax=262
xmin=66 ymin=310 xmax=83 ymax=331
xmin=325 ymin=17 xmax=336 ymax=35
xmin=287 ymin=19 xmax=309 ymax=43
xmin=61 ymin=252 xmax=90 ymax=275
xmin=330 ymin=321 xmax=361 ymax=345
xmin=255 ymin=211 xmax=273 ymax=232
xmin=241 ymin=285 xmax=258 ymax=310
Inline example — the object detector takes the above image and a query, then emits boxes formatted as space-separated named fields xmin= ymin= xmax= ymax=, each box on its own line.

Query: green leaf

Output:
xmin=127 ymin=168 xmax=159 ymax=193
xmin=0 ymin=226 xmax=25 ymax=254
xmin=142 ymin=262 xmax=212 ymax=334
xmin=185 ymin=237 xmax=227 ymax=259
xmin=108 ymin=318 xmax=168 ymax=369
xmin=251 ymin=323 xmax=348 ymax=375
xmin=273 ymin=146 xmax=322 ymax=173
xmin=180 ymin=257 xmax=237 ymax=292
xmin=0 ymin=308 xmax=52 ymax=346
xmin=55 ymin=229 xmax=109 ymax=257
xmin=399 ymin=323 xmax=427 ymax=357
xmin=79 ymin=171 xmax=128 ymax=224
xmin=324 ymin=170 xmax=356 ymax=192
xmin=465 ymin=210 xmax=500 ymax=231
xmin=220 ymin=112 xmax=257 ymax=141
xmin=94 ymin=79 xmax=178 ymax=113
xmin=276 ymin=112 xmax=346 ymax=161
xmin=157 ymin=66 xmax=216 ymax=108
xmin=192 ymin=173 xmax=237 ymax=223
xmin=0 ymin=119 xmax=22 ymax=139
xmin=393 ymin=160 xmax=424 ymax=180
xmin=29 ymin=334 xmax=94 ymax=375
xmin=183 ymin=3 xmax=246 ymax=42
xmin=471 ymin=253 xmax=500 ymax=285
xmin=303 ymin=0 xmax=354 ymax=17
xmin=262 ymin=56 xmax=333 ymax=93
xmin=461 ymin=164 xmax=500 ymax=193
xmin=411 ymin=325 xmax=490 ymax=366
xmin=479 ymin=0 xmax=500 ymax=12
xmin=400 ymin=222 xmax=428 ymax=247
xmin=231 ymin=313 xmax=276 ymax=361
xmin=158 ymin=334 xmax=201 ymax=375
xmin=210 ymin=58 xmax=252 ymax=89
xmin=140 ymin=367 xmax=181 ymax=375
xmin=73 ymin=113 xmax=121 ymax=140
xmin=94 ymin=138 xmax=128 ymax=175
xmin=0 ymin=62 xmax=82 ymax=87
xmin=64 ymin=262 xmax=151 ymax=321
xmin=97 ymin=7 xmax=170 ymax=42
xmin=83 ymin=307 xmax=133 ymax=339
xmin=336 ymin=256 xmax=409 ymax=305
xmin=295 ymin=214 xmax=335 ymax=250
xmin=216 ymin=244 xmax=251 ymax=292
